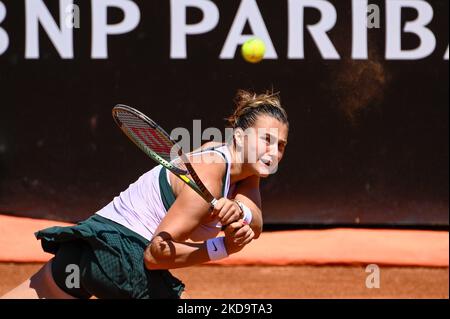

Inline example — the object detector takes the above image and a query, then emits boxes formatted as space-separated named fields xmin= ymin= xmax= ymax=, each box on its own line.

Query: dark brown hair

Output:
xmin=226 ymin=90 xmax=289 ymax=130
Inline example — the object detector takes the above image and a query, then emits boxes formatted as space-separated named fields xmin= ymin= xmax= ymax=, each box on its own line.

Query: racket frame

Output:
xmin=112 ymin=104 xmax=217 ymax=207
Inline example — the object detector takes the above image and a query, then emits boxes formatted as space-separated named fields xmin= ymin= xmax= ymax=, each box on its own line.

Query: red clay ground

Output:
xmin=1 ymin=264 xmax=448 ymax=299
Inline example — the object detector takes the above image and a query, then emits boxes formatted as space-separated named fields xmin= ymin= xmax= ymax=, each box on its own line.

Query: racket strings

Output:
xmin=116 ymin=111 xmax=173 ymax=159
xmin=116 ymin=110 xmax=188 ymax=172
xmin=113 ymin=105 xmax=216 ymax=204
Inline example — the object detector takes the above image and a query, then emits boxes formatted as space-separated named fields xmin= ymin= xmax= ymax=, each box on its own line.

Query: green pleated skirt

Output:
xmin=35 ymin=214 xmax=185 ymax=299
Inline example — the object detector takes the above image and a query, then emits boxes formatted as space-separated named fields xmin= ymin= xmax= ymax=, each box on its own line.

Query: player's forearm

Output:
xmin=235 ymin=196 xmax=263 ymax=238
xmin=249 ymin=209 xmax=263 ymax=239
xmin=144 ymin=240 xmax=212 ymax=270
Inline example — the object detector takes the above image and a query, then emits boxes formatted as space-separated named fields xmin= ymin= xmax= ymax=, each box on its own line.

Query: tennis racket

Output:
xmin=112 ymin=104 xmax=218 ymax=208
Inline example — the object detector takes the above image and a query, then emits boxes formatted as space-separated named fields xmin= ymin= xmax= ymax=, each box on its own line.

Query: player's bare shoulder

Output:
xmin=190 ymin=141 xmax=227 ymax=167
xmin=170 ymin=143 xmax=227 ymax=197
xmin=201 ymin=141 xmax=224 ymax=149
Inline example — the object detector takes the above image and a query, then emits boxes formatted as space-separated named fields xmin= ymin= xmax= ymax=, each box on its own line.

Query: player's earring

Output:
xmin=234 ymin=128 xmax=245 ymax=164
xmin=234 ymin=128 xmax=245 ymax=148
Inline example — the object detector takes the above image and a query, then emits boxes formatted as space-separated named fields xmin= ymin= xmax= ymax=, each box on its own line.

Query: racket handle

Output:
xmin=210 ymin=198 xmax=218 ymax=208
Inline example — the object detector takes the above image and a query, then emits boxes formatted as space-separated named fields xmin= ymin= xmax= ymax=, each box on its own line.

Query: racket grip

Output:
xmin=210 ymin=198 xmax=218 ymax=208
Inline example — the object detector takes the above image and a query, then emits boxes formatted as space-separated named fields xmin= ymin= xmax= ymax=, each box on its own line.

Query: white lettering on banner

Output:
xmin=0 ymin=0 xmax=447 ymax=60
xmin=91 ymin=0 xmax=140 ymax=59
xmin=0 ymin=1 xmax=8 ymax=55
xmin=25 ymin=0 xmax=74 ymax=59
xmin=386 ymin=0 xmax=436 ymax=60
xmin=352 ymin=0 xmax=368 ymax=59
xmin=288 ymin=0 xmax=339 ymax=59
xmin=220 ymin=0 xmax=277 ymax=59
xmin=170 ymin=0 xmax=219 ymax=59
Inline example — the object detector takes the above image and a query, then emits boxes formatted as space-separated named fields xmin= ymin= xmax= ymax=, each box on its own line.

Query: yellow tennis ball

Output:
xmin=241 ymin=38 xmax=266 ymax=63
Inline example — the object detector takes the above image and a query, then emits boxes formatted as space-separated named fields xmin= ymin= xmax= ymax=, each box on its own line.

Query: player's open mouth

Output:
xmin=260 ymin=158 xmax=273 ymax=167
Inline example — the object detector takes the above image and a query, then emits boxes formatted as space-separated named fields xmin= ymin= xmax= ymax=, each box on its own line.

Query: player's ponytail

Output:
xmin=226 ymin=90 xmax=289 ymax=130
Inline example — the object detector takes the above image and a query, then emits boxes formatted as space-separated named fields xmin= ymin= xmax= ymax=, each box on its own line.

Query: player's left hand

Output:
xmin=210 ymin=198 xmax=243 ymax=226
xmin=223 ymin=220 xmax=255 ymax=253
xmin=231 ymin=222 xmax=255 ymax=246
xmin=224 ymin=220 xmax=255 ymax=248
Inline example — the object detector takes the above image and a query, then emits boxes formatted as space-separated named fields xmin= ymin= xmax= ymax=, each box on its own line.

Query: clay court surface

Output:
xmin=0 ymin=215 xmax=448 ymax=299
xmin=0 ymin=264 xmax=448 ymax=299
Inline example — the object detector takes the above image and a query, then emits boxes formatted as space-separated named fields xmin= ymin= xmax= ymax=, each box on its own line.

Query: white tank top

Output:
xmin=96 ymin=144 xmax=233 ymax=241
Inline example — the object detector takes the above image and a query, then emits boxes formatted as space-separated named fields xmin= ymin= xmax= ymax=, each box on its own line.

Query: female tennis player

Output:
xmin=2 ymin=90 xmax=289 ymax=299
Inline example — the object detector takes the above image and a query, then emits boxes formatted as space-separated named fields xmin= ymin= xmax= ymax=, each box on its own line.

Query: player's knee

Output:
xmin=28 ymin=260 xmax=77 ymax=299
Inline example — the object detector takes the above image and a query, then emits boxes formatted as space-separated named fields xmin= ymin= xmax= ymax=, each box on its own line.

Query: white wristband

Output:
xmin=206 ymin=237 xmax=228 ymax=261
xmin=234 ymin=200 xmax=253 ymax=224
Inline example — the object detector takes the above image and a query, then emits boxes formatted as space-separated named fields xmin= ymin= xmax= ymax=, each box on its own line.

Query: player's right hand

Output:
xmin=223 ymin=220 xmax=255 ymax=254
